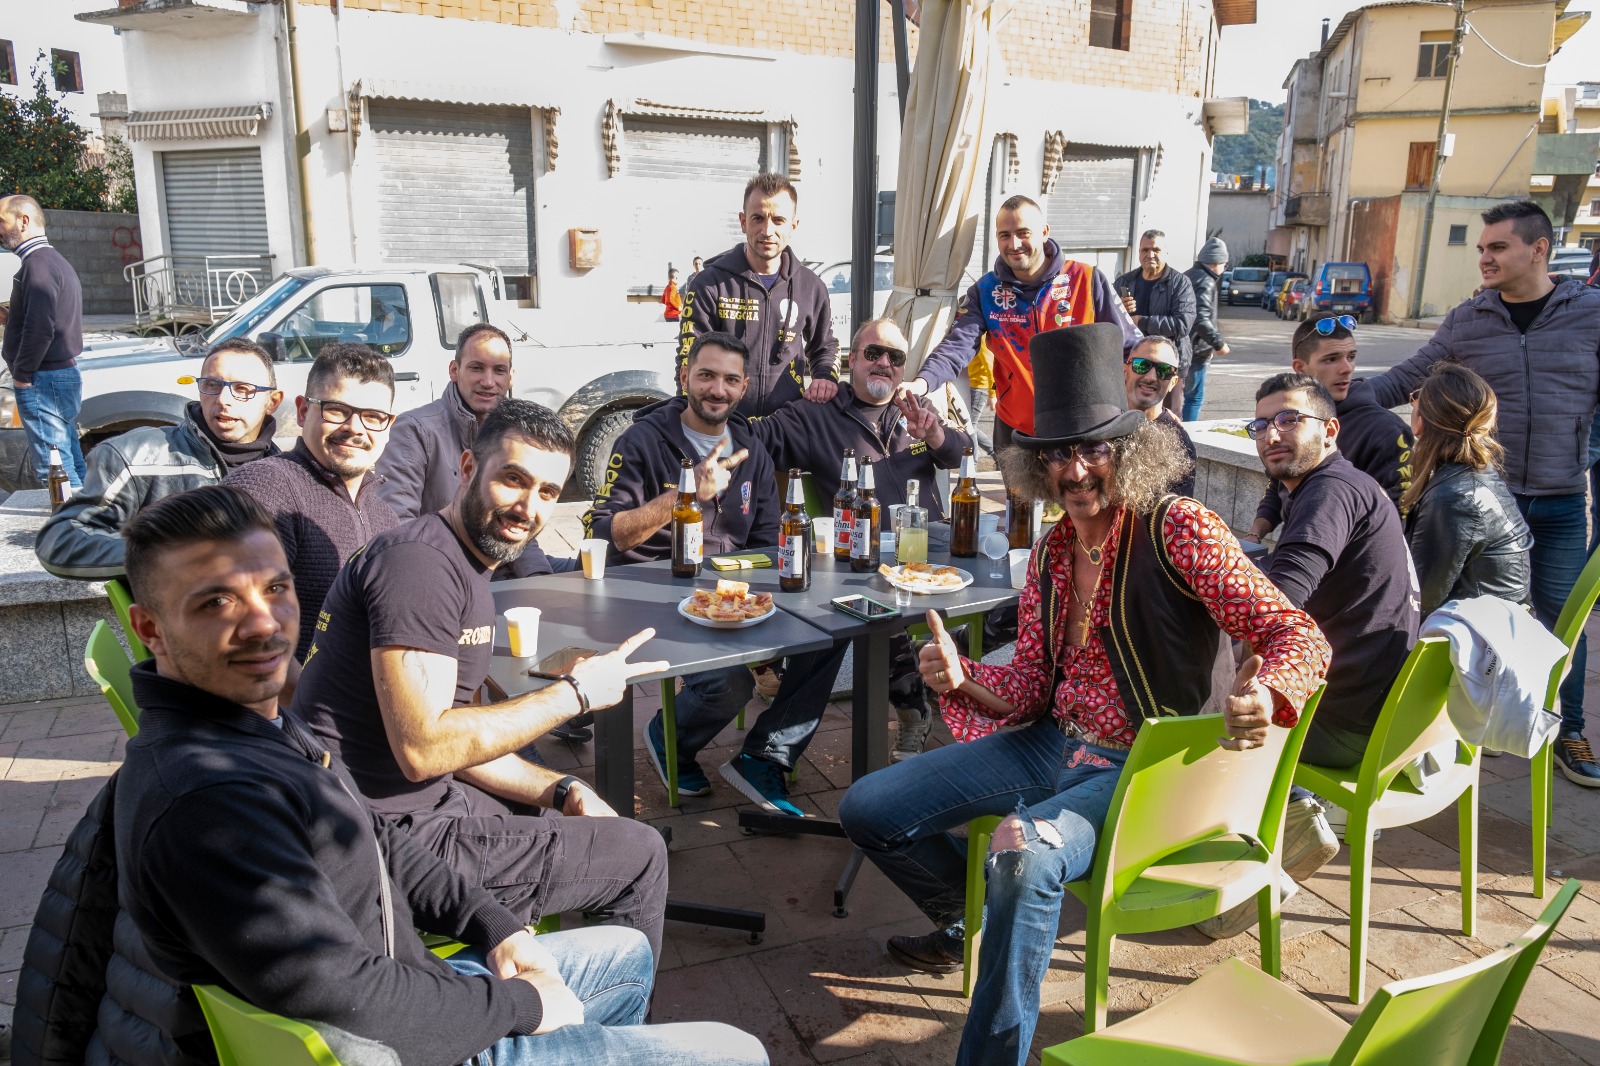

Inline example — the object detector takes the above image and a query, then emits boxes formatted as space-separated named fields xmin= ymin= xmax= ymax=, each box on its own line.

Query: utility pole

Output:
xmin=1410 ymin=0 xmax=1466 ymax=320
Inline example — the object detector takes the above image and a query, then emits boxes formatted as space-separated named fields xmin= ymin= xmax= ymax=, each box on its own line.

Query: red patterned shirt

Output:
xmin=941 ymin=497 xmax=1329 ymax=746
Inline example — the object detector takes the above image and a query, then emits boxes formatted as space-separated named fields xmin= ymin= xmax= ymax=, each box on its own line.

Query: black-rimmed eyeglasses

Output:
xmin=192 ymin=377 xmax=275 ymax=402
xmin=1245 ymin=409 xmax=1329 ymax=439
xmin=306 ymin=397 xmax=396 ymax=432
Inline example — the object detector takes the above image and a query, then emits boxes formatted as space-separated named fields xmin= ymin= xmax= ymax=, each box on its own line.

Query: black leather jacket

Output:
xmin=1184 ymin=262 xmax=1226 ymax=364
xmin=1404 ymin=462 xmax=1533 ymax=616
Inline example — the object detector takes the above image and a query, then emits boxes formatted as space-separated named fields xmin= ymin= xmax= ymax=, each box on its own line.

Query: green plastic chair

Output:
xmin=85 ymin=619 xmax=140 ymax=737
xmin=658 ymin=681 xmax=763 ymax=809
xmin=105 ymin=576 xmax=150 ymax=661
xmin=963 ymin=689 xmax=1324 ymax=1030
xmin=1040 ymin=877 xmax=1582 ymax=1066
xmin=194 ymin=984 xmax=344 ymax=1066
xmin=1530 ymin=544 xmax=1600 ymax=898
xmin=1294 ymin=636 xmax=1478 ymax=1003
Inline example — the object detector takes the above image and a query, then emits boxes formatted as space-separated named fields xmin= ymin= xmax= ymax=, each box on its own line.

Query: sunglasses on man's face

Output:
xmin=1038 ymin=442 xmax=1114 ymax=469
xmin=1128 ymin=356 xmax=1177 ymax=381
xmin=859 ymin=343 xmax=908 ymax=368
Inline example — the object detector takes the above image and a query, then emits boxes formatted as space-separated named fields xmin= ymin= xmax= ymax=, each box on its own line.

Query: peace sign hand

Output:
xmin=693 ymin=437 xmax=749 ymax=502
xmin=895 ymin=393 xmax=945 ymax=449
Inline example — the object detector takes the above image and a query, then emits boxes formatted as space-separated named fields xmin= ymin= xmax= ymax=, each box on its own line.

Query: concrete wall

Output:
xmin=42 ymin=209 xmax=140 ymax=316
xmin=1387 ymin=192 xmax=1502 ymax=319
xmin=1206 ymin=189 xmax=1270 ymax=261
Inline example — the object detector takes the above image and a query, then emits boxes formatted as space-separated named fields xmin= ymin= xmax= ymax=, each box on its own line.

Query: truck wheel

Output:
xmin=577 ymin=408 xmax=642 ymax=501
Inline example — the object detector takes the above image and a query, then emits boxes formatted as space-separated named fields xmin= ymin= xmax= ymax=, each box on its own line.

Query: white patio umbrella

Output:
xmin=882 ymin=0 xmax=1015 ymax=384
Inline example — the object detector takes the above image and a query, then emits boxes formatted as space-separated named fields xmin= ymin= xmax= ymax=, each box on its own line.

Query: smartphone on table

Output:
xmin=831 ymin=595 xmax=900 ymax=622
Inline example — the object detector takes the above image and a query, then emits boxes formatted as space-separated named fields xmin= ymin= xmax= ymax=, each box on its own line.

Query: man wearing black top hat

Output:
xmin=837 ymin=322 xmax=1330 ymax=1066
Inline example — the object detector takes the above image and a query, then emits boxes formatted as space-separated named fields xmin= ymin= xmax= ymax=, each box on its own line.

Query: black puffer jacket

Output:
xmin=13 ymin=772 xmax=205 ymax=1066
xmin=1404 ymin=462 xmax=1533 ymax=617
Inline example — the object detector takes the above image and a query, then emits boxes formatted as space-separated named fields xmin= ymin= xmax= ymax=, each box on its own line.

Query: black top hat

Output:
xmin=1011 ymin=322 xmax=1145 ymax=448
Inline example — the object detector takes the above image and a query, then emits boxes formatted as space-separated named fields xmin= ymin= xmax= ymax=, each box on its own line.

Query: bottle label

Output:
xmin=678 ymin=523 xmax=703 ymax=565
xmin=833 ymin=507 xmax=853 ymax=551
xmin=779 ymin=536 xmax=806 ymax=578
xmin=852 ymin=517 xmax=874 ymax=558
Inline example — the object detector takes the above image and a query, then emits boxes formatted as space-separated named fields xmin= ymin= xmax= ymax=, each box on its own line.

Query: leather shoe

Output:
xmin=886 ymin=930 xmax=963 ymax=974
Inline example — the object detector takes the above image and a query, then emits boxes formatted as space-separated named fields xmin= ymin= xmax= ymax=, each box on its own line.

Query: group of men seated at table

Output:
xmin=19 ymin=198 xmax=1598 ymax=1066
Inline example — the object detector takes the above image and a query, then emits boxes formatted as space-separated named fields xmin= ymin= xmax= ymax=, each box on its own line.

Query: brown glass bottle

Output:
xmin=832 ymin=448 xmax=857 ymax=561
xmin=849 ymin=459 xmax=880 ymax=572
xmin=779 ymin=469 xmax=811 ymax=591
xmin=1006 ymin=490 xmax=1041 ymax=549
xmin=670 ymin=459 xmax=703 ymax=578
xmin=949 ymin=447 xmax=980 ymax=558
xmin=47 ymin=446 xmax=70 ymax=510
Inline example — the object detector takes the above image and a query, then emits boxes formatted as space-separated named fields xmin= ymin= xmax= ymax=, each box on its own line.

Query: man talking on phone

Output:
xmin=584 ymin=331 xmax=846 ymax=818
xmin=295 ymin=398 xmax=673 ymax=963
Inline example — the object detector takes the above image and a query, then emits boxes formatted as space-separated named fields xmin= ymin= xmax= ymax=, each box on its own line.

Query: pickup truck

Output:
xmin=0 ymin=264 xmax=676 ymax=497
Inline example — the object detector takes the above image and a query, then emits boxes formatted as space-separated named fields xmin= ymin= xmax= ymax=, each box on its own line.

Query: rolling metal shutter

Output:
xmin=160 ymin=148 xmax=269 ymax=259
xmin=1046 ymin=147 xmax=1138 ymax=262
xmin=620 ymin=118 xmax=765 ymax=290
xmin=368 ymin=100 xmax=535 ymax=274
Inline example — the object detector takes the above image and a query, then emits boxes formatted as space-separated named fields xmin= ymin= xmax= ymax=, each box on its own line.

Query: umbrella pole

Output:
xmin=850 ymin=0 xmax=881 ymax=339
xmin=890 ymin=0 xmax=911 ymax=123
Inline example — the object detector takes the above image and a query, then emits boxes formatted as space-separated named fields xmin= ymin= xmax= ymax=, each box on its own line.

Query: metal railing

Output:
xmin=123 ymin=253 xmax=275 ymax=332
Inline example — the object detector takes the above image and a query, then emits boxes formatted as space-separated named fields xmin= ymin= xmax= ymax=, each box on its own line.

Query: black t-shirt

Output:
xmin=1504 ymin=289 xmax=1553 ymax=334
xmin=1263 ymin=452 xmax=1420 ymax=735
xmin=294 ymin=513 xmax=494 ymax=815
xmin=1131 ymin=273 xmax=1157 ymax=314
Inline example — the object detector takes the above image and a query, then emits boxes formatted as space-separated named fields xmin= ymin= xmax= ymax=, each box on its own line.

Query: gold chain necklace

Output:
xmin=1067 ymin=530 xmax=1111 ymax=644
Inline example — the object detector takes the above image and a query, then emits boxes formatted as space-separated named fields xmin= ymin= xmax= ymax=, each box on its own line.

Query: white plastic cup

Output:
xmin=504 ymin=606 xmax=541 ymax=657
xmin=1008 ymin=548 xmax=1031 ymax=589
xmin=880 ymin=531 xmax=896 ymax=556
xmin=978 ymin=512 xmax=999 ymax=538
xmin=812 ymin=516 xmax=834 ymax=553
xmin=887 ymin=504 xmax=905 ymax=528
xmin=579 ymin=539 xmax=607 ymax=579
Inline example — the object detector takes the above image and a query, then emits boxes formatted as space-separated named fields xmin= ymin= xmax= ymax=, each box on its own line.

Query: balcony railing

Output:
xmin=1284 ymin=193 xmax=1331 ymax=226
xmin=123 ymin=253 xmax=275 ymax=334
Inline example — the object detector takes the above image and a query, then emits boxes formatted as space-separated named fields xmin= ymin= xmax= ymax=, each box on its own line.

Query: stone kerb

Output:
xmin=1184 ymin=419 xmax=1271 ymax=536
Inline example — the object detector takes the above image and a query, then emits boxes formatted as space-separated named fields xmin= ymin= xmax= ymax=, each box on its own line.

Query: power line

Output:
xmin=1462 ymin=19 xmax=1551 ymax=68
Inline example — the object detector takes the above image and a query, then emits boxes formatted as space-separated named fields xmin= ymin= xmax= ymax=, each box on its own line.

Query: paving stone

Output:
xmin=0 ymin=925 xmax=28 ymax=972
xmin=34 ymin=772 xmax=112 ymax=849
xmin=652 ymin=954 xmax=815 ymax=1065
xmin=1497 ymin=1021 xmax=1594 ymax=1066
xmin=1412 ymin=803 xmax=1581 ymax=879
xmin=0 ymin=740 xmax=17 ymax=779
xmin=1511 ymin=966 xmax=1600 ymax=1064
xmin=46 ymin=699 xmax=121 ymax=739
xmin=0 ymin=778 xmax=52 ymax=853
xmin=0 ymin=967 xmax=15 ymax=1006
xmin=0 ymin=845 xmax=62 ymax=928
xmin=661 ymin=843 xmax=801 ymax=967
xmin=1297 ymin=843 xmax=1448 ymax=919
xmin=1277 ymin=931 xmax=1388 ymax=1023
xmin=0 ymin=707 xmax=57 ymax=745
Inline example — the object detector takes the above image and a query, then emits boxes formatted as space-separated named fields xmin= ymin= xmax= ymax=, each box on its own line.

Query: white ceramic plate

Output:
xmin=678 ymin=595 xmax=778 ymax=628
xmin=881 ymin=565 xmax=975 ymax=595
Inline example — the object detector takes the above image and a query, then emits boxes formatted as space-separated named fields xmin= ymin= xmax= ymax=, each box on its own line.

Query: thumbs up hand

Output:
xmin=1219 ymin=653 xmax=1272 ymax=751
xmin=917 ymin=609 xmax=966 ymax=694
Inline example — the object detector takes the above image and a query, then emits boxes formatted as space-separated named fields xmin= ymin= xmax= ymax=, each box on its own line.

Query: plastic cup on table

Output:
xmin=981 ymin=532 xmax=1010 ymax=579
xmin=579 ymin=539 xmax=607 ymax=579
xmin=812 ymin=516 xmax=834 ymax=553
xmin=503 ymin=606 xmax=541 ymax=658
xmin=1008 ymin=548 xmax=1031 ymax=589
xmin=978 ymin=513 xmax=999 ymax=538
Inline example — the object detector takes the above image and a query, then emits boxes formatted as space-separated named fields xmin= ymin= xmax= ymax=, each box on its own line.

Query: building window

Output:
xmin=0 ymin=41 xmax=15 ymax=85
xmin=1405 ymin=141 xmax=1437 ymax=190
xmin=1089 ymin=0 xmax=1132 ymax=50
xmin=1590 ymin=198 xmax=1600 ymax=216
xmin=51 ymin=49 xmax=82 ymax=93
xmin=1447 ymin=224 xmax=1468 ymax=245
xmin=1417 ymin=31 xmax=1451 ymax=79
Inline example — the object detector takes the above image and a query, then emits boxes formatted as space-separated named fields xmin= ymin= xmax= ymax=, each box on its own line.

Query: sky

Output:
xmin=1215 ymin=0 xmax=1599 ymax=103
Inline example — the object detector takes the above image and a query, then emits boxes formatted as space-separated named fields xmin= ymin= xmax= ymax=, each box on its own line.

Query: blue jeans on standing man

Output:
xmin=839 ymin=717 xmax=1129 ymax=1066
xmin=1181 ymin=360 xmax=1209 ymax=422
xmin=1514 ymin=491 xmax=1587 ymax=733
xmin=451 ymin=926 xmax=767 ymax=1066
xmin=14 ymin=366 xmax=87 ymax=487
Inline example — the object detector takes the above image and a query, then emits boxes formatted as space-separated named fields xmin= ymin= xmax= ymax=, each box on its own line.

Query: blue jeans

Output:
xmin=1514 ymin=492 xmax=1587 ymax=733
xmin=452 ymin=928 xmax=767 ymax=1066
xmin=668 ymin=643 xmax=849 ymax=770
xmin=839 ymin=718 xmax=1129 ymax=1066
xmin=1181 ymin=360 xmax=1208 ymax=422
xmin=14 ymin=366 xmax=87 ymax=486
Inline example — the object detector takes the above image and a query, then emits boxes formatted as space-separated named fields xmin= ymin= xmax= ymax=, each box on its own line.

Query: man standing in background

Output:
xmin=1115 ymin=229 xmax=1196 ymax=417
xmin=1183 ymin=237 xmax=1230 ymax=421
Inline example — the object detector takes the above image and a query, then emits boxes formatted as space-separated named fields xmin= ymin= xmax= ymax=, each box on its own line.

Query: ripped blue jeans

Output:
xmin=838 ymin=717 xmax=1128 ymax=1066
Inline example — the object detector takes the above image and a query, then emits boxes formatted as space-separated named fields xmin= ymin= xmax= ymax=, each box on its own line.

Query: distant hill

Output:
xmin=1212 ymin=99 xmax=1284 ymax=180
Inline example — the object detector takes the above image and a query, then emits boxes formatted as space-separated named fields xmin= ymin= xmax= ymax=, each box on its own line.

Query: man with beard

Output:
xmin=1114 ymin=229 xmax=1197 ymax=417
xmin=294 ymin=398 xmax=673 ymax=960
xmin=837 ymin=323 xmax=1329 ymax=1066
xmin=750 ymin=317 xmax=971 ymax=760
xmin=585 ymin=333 xmax=842 ymax=816
xmin=1248 ymin=313 xmax=1413 ymax=540
xmin=222 ymin=344 xmax=400 ymax=661
xmin=1121 ymin=336 xmax=1195 ymax=496
xmin=36 ymin=338 xmax=284 ymax=579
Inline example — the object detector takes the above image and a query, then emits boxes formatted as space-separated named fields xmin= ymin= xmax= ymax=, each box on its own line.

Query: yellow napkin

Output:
xmin=709 ymin=553 xmax=773 ymax=571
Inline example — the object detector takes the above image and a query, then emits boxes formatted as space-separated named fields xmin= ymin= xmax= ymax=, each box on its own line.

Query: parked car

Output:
xmin=1219 ymin=270 xmax=1232 ymax=299
xmin=1306 ymin=262 xmax=1375 ymax=323
xmin=1262 ymin=271 xmax=1306 ymax=312
xmin=1226 ymin=267 xmax=1269 ymax=306
xmin=0 ymin=264 xmax=675 ymax=497
xmin=1549 ymin=246 xmax=1595 ymax=282
xmin=1279 ymin=278 xmax=1311 ymax=319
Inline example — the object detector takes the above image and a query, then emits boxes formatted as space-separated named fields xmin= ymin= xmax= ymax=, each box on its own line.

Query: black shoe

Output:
xmin=549 ymin=711 xmax=595 ymax=743
xmin=886 ymin=929 xmax=963 ymax=974
xmin=1554 ymin=731 xmax=1600 ymax=787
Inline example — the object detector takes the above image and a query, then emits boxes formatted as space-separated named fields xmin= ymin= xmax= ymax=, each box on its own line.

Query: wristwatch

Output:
xmin=551 ymin=775 xmax=585 ymax=813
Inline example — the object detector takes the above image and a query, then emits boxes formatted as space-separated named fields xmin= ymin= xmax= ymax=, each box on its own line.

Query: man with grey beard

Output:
xmin=293 ymin=397 xmax=673 ymax=964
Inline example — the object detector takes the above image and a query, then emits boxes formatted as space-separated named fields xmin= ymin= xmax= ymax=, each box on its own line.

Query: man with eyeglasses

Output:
xmin=750 ymin=317 xmax=973 ymax=760
xmin=1248 ymin=313 xmax=1412 ymax=542
xmin=838 ymin=324 xmax=1328 ymax=1064
xmin=222 ymin=343 xmax=400 ymax=661
xmin=1121 ymin=336 xmax=1195 ymax=496
xmin=1218 ymin=372 xmax=1418 ymax=940
xmin=36 ymin=338 xmax=284 ymax=580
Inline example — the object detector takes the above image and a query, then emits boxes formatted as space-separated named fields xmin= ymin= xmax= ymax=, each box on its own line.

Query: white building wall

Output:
xmin=2 ymin=0 xmax=128 ymax=129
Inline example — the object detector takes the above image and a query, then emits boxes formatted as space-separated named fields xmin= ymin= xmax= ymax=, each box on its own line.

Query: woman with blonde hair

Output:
xmin=1402 ymin=363 xmax=1532 ymax=616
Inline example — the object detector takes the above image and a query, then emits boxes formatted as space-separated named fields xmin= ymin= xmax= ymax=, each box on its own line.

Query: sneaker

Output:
xmin=1554 ymin=731 xmax=1600 ymax=788
xmin=1320 ymin=800 xmax=1379 ymax=845
xmin=548 ymin=710 xmax=594 ymax=742
xmin=644 ymin=715 xmax=712 ymax=797
xmin=893 ymin=705 xmax=934 ymax=761
xmin=1281 ymin=797 xmax=1340 ymax=883
xmin=751 ymin=662 xmax=783 ymax=701
xmin=720 ymin=753 xmax=804 ymax=816
xmin=886 ymin=928 xmax=964 ymax=974
xmin=1195 ymin=874 xmax=1298 ymax=940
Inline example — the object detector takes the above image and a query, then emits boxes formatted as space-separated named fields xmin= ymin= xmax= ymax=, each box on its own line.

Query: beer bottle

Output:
xmin=832 ymin=448 xmax=857 ymax=561
xmin=671 ymin=459 xmax=703 ymax=578
xmin=779 ymin=468 xmax=811 ymax=592
xmin=950 ymin=447 xmax=980 ymax=557
xmin=1006 ymin=490 xmax=1041 ymax=549
xmin=47 ymin=446 xmax=71 ymax=510
xmin=850 ymin=458 xmax=880 ymax=572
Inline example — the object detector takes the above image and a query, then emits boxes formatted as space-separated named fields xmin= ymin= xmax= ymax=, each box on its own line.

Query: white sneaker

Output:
xmin=1282 ymin=797 xmax=1340 ymax=883
xmin=1195 ymin=873 xmax=1298 ymax=940
xmin=1319 ymin=799 xmax=1379 ymax=845
xmin=893 ymin=705 xmax=933 ymax=761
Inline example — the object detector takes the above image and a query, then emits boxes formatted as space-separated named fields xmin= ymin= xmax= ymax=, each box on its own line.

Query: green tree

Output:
xmin=0 ymin=54 xmax=119 ymax=212
xmin=1212 ymin=99 xmax=1285 ymax=181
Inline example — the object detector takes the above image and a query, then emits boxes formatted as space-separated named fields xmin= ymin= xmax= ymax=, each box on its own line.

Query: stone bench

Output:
xmin=1185 ymin=418 xmax=1273 ymax=539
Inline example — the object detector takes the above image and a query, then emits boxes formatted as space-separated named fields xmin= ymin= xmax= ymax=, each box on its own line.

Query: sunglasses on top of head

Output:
xmin=1313 ymin=315 xmax=1358 ymax=337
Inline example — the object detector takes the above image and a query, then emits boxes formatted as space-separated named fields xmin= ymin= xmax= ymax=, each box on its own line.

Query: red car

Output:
xmin=1279 ymin=278 xmax=1311 ymax=319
